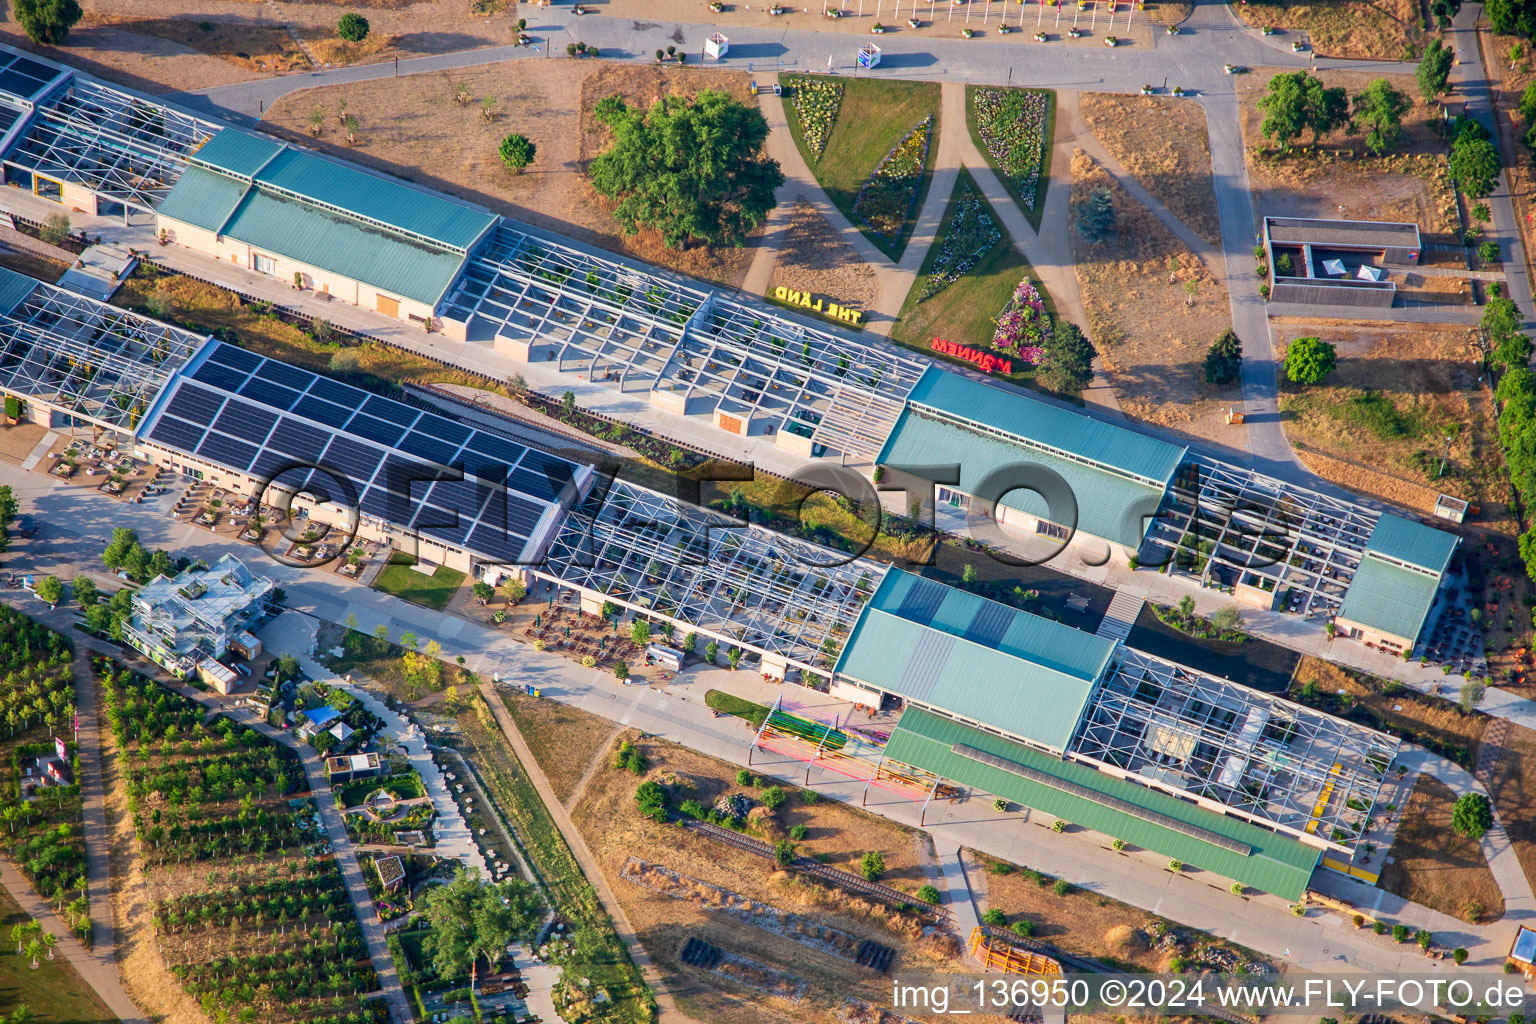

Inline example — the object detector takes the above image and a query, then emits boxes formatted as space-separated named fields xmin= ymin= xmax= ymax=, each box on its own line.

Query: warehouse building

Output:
xmin=1334 ymin=513 xmax=1459 ymax=653
xmin=877 ymin=372 xmax=1186 ymax=563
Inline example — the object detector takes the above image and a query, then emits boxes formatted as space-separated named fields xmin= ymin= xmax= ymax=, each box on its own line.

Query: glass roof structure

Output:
xmin=538 ymin=478 xmax=886 ymax=672
xmin=0 ymin=270 xmax=206 ymax=432
xmin=139 ymin=341 xmax=589 ymax=565
xmin=3 ymin=78 xmax=220 ymax=211
xmin=1070 ymin=647 xmax=1398 ymax=851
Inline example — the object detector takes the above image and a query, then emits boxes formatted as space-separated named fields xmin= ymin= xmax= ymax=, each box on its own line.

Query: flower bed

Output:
xmin=917 ymin=183 xmax=1002 ymax=302
xmin=991 ymin=276 xmax=1050 ymax=361
xmin=973 ymin=88 xmax=1051 ymax=209
xmin=852 ymin=116 xmax=933 ymax=242
xmin=789 ymin=78 xmax=844 ymax=160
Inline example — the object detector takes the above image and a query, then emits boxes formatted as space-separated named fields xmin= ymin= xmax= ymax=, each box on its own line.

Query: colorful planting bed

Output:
xmin=973 ymin=88 xmax=1051 ymax=210
xmin=853 ymin=116 xmax=933 ymax=243
xmin=992 ymin=277 xmax=1050 ymax=364
xmin=917 ymin=182 xmax=1002 ymax=303
xmin=788 ymin=78 xmax=844 ymax=160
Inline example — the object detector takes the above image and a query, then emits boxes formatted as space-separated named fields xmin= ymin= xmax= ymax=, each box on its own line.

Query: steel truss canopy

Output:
xmin=0 ymin=275 xmax=207 ymax=432
xmin=539 ymin=478 xmax=887 ymax=672
xmin=1144 ymin=454 xmax=1381 ymax=622
xmin=1071 ymin=647 xmax=1398 ymax=851
xmin=441 ymin=225 xmax=926 ymax=460
xmin=4 ymin=77 xmax=220 ymax=211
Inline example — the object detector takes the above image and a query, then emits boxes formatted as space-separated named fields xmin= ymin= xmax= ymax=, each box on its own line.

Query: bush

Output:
xmin=1373 ymin=920 xmax=1388 ymax=935
xmin=1011 ymin=919 xmax=1035 ymax=937
xmin=1416 ymin=929 xmax=1433 ymax=949
xmin=1480 ymin=240 xmax=1501 ymax=263
xmin=614 ymin=740 xmax=647 ymax=775
xmin=40 ymin=212 xmax=71 ymax=247
xmin=736 ymin=769 xmax=753 ymax=786
xmin=1393 ymin=924 xmax=1411 ymax=943
xmin=337 ymin=12 xmax=370 ymax=41
xmin=773 ymin=840 xmax=796 ymax=865
xmin=788 ymin=824 xmax=808 ymax=840
xmin=1051 ymin=819 xmax=1067 ymax=833
xmin=981 ymin=908 xmax=1006 ymax=927
xmin=1167 ymin=859 xmax=1183 ymax=873
xmin=761 ymin=786 xmax=787 ymax=811
xmin=635 ymin=781 xmax=667 ymax=821
xmin=1453 ymin=947 xmax=1469 ymax=964
xmin=499 ymin=133 xmax=537 ymax=174
xmin=1112 ymin=838 xmax=1126 ymax=852
xmin=1230 ymin=882 xmax=1245 ymax=895
xmin=801 ymin=790 xmax=819 ymax=805
xmin=679 ymin=798 xmax=706 ymax=819
xmin=993 ymin=798 xmax=1009 ymax=812
xmin=1052 ymin=879 xmax=1071 ymax=896
xmin=613 ymin=659 xmax=629 ymax=681
xmin=859 ymin=850 xmax=886 ymax=882
xmin=916 ymin=884 xmax=941 ymax=904
xmin=1452 ymin=792 xmax=1493 ymax=839
xmin=1283 ymin=336 xmax=1338 ymax=385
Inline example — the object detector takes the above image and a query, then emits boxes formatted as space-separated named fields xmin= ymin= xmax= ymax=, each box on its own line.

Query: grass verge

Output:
xmin=704 ymin=689 xmax=771 ymax=728
xmin=889 ymin=166 xmax=1049 ymax=383
xmin=371 ymin=553 xmax=466 ymax=611
xmin=778 ymin=74 xmax=941 ymax=261
xmin=0 ymin=887 xmax=115 ymax=1024
xmin=964 ymin=86 xmax=1056 ymax=233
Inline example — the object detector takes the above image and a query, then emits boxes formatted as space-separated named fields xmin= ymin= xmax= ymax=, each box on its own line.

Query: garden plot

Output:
xmin=622 ymin=858 xmax=880 ymax=967
xmin=967 ymin=87 xmax=1054 ymax=230
xmin=914 ymin=180 xmax=1001 ymax=304
xmin=786 ymin=78 xmax=843 ymax=161
xmin=1079 ymin=93 xmax=1220 ymax=247
xmin=1069 ymin=152 xmax=1236 ymax=445
xmin=854 ymin=118 xmax=934 ymax=251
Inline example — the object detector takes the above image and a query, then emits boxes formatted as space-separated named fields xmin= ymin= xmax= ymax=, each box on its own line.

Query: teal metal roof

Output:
xmin=155 ymin=165 xmax=249 ymax=233
xmin=1365 ymin=513 xmax=1458 ymax=574
xmin=0 ymin=265 xmax=38 ymax=316
xmin=1337 ymin=554 xmax=1442 ymax=644
xmin=833 ymin=571 xmax=1114 ymax=751
xmin=880 ymin=406 xmax=1166 ymax=549
xmin=192 ymin=129 xmax=285 ymax=179
xmin=883 ymin=708 xmax=1320 ymax=900
xmin=217 ymin=187 xmax=467 ymax=306
xmin=898 ymin=370 xmax=1186 ymax=487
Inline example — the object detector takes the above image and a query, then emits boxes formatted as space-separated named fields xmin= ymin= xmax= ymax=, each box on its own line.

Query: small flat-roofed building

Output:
xmin=833 ymin=570 xmax=1117 ymax=755
xmin=327 ymin=751 xmax=381 ymax=783
xmin=1335 ymin=513 xmax=1458 ymax=653
xmin=156 ymin=127 xmax=497 ymax=326
xmin=878 ymin=371 xmax=1185 ymax=564
xmin=123 ymin=554 xmax=275 ymax=678
xmin=1263 ymin=216 xmax=1421 ymax=309
xmin=374 ymin=854 xmax=406 ymax=892
xmin=1510 ymin=926 xmax=1536 ymax=980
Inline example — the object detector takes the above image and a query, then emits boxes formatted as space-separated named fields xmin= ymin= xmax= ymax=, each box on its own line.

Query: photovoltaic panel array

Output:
xmin=142 ymin=341 xmax=585 ymax=565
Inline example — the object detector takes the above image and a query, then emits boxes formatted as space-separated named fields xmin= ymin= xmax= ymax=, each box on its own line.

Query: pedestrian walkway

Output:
xmin=1095 ymin=589 xmax=1143 ymax=641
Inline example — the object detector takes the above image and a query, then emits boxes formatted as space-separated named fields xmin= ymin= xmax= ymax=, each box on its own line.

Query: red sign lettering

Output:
xmin=930 ymin=338 xmax=1012 ymax=375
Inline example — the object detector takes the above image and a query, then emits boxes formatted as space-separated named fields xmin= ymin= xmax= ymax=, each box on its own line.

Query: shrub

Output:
xmin=1452 ymin=793 xmax=1492 ymax=839
xmin=993 ymin=798 xmax=1009 ymax=812
xmin=40 ymin=213 xmax=71 ymax=247
xmin=981 ymin=908 xmax=1006 ymax=927
xmin=499 ymin=133 xmax=537 ymax=174
xmin=679 ymin=798 xmax=705 ymax=819
xmin=1393 ymin=924 xmax=1411 ymax=943
xmin=788 ymin=824 xmax=808 ymax=840
xmin=801 ymin=790 xmax=819 ymax=805
xmin=1051 ymin=819 xmax=1067 ymax=833
xmin=1011 ymin=919 xmax=1035 ymax=937
xmin=773 ymin=840 xmax=796 ymax=865
xmin=1052 ymin=879 xmax=1071 ymax=896
xmin=1112 ymin=838 xmax=1126 ymax=852
xmin=736 ymin=769 xmax=752 ymax=786
xmin=1480 ymin=240 xmax=1501 ymax=263
xmin=1453 ymin=947 xmax=1468 ymax=964
xmin=634 ymin=781 xmax=667 ymax=821
xmin=614 ymin=740 xmax=647 ymax=775
xmin=916 ymin=884 xmax=941 ymax=904
xmin=1230 ymin=882 xmax=1245 ymax=895
xmin=859 ymin=850 xmax=886 ymax=882
xmin=1416 ymin=929 xmax=1433 ymax=949
xmin=337 ymin=12 xmax=369 ymax=41
xmin=1373 ymin=920 xmax=1388 ymax=935
xmin=1167 ymin=859 xmax=1182 ymax=873
xmin=761 ymin=786 xmax=787 ymax=811
xmin=613 ymin=659 xmax=629 ymax=681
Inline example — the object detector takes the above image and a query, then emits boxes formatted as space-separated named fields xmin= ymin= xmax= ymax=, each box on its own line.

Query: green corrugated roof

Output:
xmin=217 ymin=187 xmax=467 ymax=306
xmin=880 ymin=406 xmax=1166 ymax=549
xmin=1337 ymin=554 xmax=1442 ymax=644
xmin=1365 ymin=513 xmax=1458 ymax=574
xmin=192 ymin=129 xmax=285 ymax=179
xmin=0 ymin=265 xmax=38 ymax=315
xmin=155 ymin=165 xmax=249 ymax=233
xmin=833 ymin=571 xmax=1113 ymax=751
xmin=899 ymin=370 xmax=1187 ymax=486
xmin=884 ymin=708 xmax=1320 ymax=900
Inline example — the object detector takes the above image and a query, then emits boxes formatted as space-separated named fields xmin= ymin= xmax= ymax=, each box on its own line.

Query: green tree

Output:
xmin=1073 ymin=187 xmax=1115 ymax=243
xmin=1450 ymin=134 xmax=1502 ymax=199
xmin=1203 ymin=328 xmax=1243 ymax=385
xmin=1451 ymin=793 xmax=1493 ymax=839
xmin=32 ymin=576 xmax=62 ymax=607
xmin=630 ymin=620 xmax=651 ymax=645
xmin=1039 ymin=321 xmax=1097 ymax=394
xmin=1484 ymin=297 xmax=1531 ymax=369
xmin=1258 ymin=71 xmax=1348 ymax=151
xmin=588 ymin=90 xmax=784 ymax=248
xmin=11 ymin=0 xmax=81 ymax=45
xmin=336 ymin=12 xmax=370 ymax=41
xmin=1489 ymin=0 xmax=1536 ymax=39
xmin=859 ymin=850 xmax=885 ymax=881
xmin=498 ymin=133 xmax=536 ymax=174
xmin=1417 ymin=39 xmax=1454 ymax=100
xmin=420 ymin=868 xmax=541 ymax=979
xmin=101 ymin=527 xmax=138 ymax=571
xmin=71 ymin=575 xmax=96 ymax=606
xmin=1283 ymin=337 xmax=1337 ymax=385
xmin=1353 ymin=79 xmax=1412 ymax=155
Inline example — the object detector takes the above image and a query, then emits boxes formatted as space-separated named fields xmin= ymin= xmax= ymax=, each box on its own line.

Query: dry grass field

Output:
xmin=571 ymin=731 xmax=962 ymax=1024
xmin=498 ymin=690 xmax=619 ymax=806
xmin=1484 ymin=723 xmax=1536 ymax=887
xmin=1238 ymin=69 xmax=1457 ymax=238
xmin=1078 ymin=94 xmax=1221 ymax=247
xmin=1232 ymin=0 xmax=1428 ymax=59
xmin=768 ymin=201 xmax=879 ymax=313
xmin=263 ymin=61 xmax=760 ymax=289
xmin=1378 ymin=775 xmax=1504 ymax=924
xmin=1069 ymin=151 xmax=1240 ymax=446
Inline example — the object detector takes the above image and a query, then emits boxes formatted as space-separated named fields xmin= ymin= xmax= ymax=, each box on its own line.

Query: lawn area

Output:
xmin=1378 ymin=775 xmax=1504 ymax=924
xmin=337 ymin=770 xmax=426 ymax=808
xmin=889 ymin=167 xmax=1047 ymax=384
xmin=500 ymin=690 xmax=619 ymax=806
xmin=704 ymin=689 xmax=771 ymax=729
xmin=779 ymin=74 xmax=941 ymax=261
xmin=0 ymin=888 xmax=115 ymax=1024
xmin=372 ymin=553 xmax=466 ymax=611
xmin=964 ymin=87 xmax=1056 ymax=233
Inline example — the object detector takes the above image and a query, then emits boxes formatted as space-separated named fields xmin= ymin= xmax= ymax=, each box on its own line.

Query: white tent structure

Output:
xmin=705 ymin=33 xmax=729 ymax=59
xmin=1322 ymin=258 xmax=1346 ymax=276
xmin=858 ymin=43 xmax=881 ymax=68
xmin=1356 ymin=264 xmax=1385 ymax=282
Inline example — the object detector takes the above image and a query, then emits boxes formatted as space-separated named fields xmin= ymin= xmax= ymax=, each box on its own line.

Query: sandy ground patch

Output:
xmin=263 ymin=60 xmax=760 ymax=288
xmin=1378 ymin=774 xmax=1505 ymax=925
xmin=1078 ymin=93 xmax=1220 ymax=247
xmin=1231 ymin=0 xmax=1427 ymax=59
xmin=1237 ymin=68 xmax=1457 ymax=238
xmin=1069 ymin=151 xmax=1239 ymax=447
xmin=768 ymin=200 xmax=878 ymax=311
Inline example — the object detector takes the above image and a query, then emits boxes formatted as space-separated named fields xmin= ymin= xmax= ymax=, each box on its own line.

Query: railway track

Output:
xmin=679 ymin=818 xmax=953 ymax=920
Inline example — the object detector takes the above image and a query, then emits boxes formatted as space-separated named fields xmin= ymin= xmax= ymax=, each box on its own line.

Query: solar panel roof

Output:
xmin=140 ymin=341 xmax=588 ymax=565
xmin=0 ymin=51 xmax=62 ymax=103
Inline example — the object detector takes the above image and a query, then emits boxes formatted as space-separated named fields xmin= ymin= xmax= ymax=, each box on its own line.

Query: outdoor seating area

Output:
xmin=519 ymin=604 xmax=645 ymax=670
